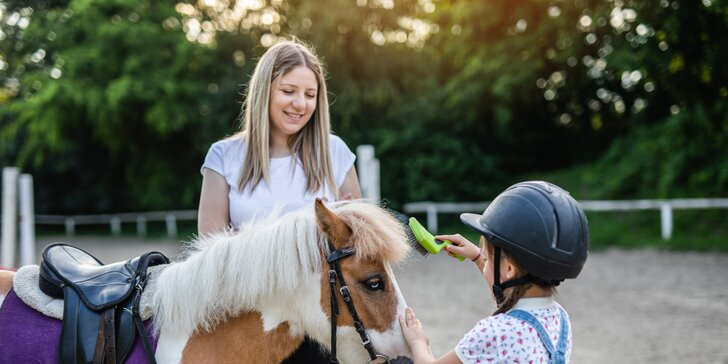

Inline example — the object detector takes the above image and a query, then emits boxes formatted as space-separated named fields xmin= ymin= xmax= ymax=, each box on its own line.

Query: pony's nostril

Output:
xmin=389 ymin=356 xmax=414 ymax=364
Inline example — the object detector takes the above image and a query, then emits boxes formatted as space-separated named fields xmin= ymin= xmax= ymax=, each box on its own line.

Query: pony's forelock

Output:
xmin=331 ymin=202 xmax=410 ymax=264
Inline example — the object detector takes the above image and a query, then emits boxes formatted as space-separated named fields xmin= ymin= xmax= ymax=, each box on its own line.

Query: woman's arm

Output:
xmin=338 ymin=166 xmax=362 ymax=199
xmin=198 ymin=168 xmax=230 ymax=236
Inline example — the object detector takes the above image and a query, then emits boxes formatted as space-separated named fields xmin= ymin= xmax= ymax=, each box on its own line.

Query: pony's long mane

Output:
xmin=152 ymin=201 xmax=409 ymax=335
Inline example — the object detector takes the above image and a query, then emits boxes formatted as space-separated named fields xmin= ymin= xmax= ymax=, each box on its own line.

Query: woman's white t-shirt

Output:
xmin=201 ymin=134 xmax=356 ymax=227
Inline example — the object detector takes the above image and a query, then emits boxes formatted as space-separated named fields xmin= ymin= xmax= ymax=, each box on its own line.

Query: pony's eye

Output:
xmin=362 ymin=276 xmax=385 ymax=291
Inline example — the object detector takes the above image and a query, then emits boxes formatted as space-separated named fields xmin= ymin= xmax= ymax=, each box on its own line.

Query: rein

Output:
xmin=326 ymin=240 xmax=389 ymax=364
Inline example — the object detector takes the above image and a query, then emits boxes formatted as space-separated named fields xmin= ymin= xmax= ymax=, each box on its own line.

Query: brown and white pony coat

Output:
xmin=151 ymin=199 xmax=413 ymax=363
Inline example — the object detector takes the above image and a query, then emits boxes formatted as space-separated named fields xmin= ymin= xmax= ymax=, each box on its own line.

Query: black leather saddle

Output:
xmin=39 ymin=243 xmax=169 ymax=364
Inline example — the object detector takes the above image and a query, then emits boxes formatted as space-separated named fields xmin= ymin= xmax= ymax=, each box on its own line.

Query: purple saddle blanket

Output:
xmin=0 ymin=289 xmax=157 ymax=363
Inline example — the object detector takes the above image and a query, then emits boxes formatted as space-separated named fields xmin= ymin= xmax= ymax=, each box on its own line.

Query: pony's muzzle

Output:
xmin=388 ymin=356 xmax=414 ymax=364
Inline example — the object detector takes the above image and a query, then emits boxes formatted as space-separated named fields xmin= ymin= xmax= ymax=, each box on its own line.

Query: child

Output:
xmin=400 ymin=181 xmax=589 ymax=364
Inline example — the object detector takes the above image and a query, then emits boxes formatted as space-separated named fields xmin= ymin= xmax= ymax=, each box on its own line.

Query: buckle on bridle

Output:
xmin=339 ymin=286 xmax=351 ymax=301
xmin=368 ymin=354 xmax=390 ymax=364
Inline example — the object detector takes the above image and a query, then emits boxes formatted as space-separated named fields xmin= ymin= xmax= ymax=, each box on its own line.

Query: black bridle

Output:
xmin=326 ymin=240 xmax=389 ymax=364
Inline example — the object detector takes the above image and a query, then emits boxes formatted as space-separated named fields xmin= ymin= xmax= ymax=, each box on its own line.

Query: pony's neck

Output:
xmin=153 ymin=208 xmax=324 ymax=336
xmin=181 ymin=311 xmax=306 ymax=363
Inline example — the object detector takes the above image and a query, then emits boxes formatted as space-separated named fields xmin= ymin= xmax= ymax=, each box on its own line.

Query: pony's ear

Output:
xmin=314 ymin=198 xmax=352 ymax=248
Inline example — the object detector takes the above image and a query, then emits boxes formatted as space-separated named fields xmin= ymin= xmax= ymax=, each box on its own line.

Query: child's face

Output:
xmin=480 ymin=237 xmax=495 ymax=288
xmin=480 ymin=236 xmax=519 ymax=301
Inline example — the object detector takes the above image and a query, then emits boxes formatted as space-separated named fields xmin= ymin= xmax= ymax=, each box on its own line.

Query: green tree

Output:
xmin=2 ymin=0 xmax=724 ymax=216
xmin=560 ymin=0 xmax=728 ymax=197
xmin=1 ymin=0 xmax=231 ymax=212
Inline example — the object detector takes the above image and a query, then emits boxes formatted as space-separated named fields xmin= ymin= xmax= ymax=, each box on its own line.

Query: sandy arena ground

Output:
xmin=24 ymin=236 xmax=728 ymax=363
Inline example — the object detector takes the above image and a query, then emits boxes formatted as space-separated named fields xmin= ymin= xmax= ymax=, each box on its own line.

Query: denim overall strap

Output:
xmin=507 ymin=308 xmax=569 ymax=364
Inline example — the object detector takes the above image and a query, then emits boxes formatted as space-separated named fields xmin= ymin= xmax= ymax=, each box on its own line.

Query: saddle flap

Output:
xmin=41 ymin=243 xmax=136 ymax=310
xmin=74 ymin=268 xmax=136 ymax=309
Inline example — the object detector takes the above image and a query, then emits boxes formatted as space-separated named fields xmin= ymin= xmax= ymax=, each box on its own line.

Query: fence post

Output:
xmin=65 ymin=217 xmax=76 ymax=236
xmin=136 ymin=215 xmax=147 ymax=237
xmin=2 ymin=167 xmax=19 ymax=267
xmin=356 ymin=145 xmax=380 ymax=201
xmin=165 ymin=214 xmax=177 ymax=238
xmin=110 ymin=216 xmax=121 ymax=236
xmin=18 ymin=174 xmax=35 ymax=266
xmin=369 ymin=159 xmax=380 ymax=202
xmin=660 ymin=203 xmax=673 ymax=240
xmin=426 ymin=204 xmax=438 ymax=233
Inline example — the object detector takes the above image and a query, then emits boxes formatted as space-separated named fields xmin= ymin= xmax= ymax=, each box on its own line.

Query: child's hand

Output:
xmin=436 ymin=234 xmax=480 ymax=261
xmin=399 ymin=307 xmax=429 ymax=349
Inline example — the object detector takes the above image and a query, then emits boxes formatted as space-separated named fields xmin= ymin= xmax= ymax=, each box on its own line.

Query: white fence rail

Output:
xmin=5 ymin=198 xmax=727 ymax=251
xmin=33 ymin=210 xmax=199 ymax=238
xmin=404 ymin=198 xmax=728 ymax=240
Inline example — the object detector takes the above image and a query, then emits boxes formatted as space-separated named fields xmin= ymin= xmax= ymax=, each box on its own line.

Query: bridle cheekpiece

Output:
xmin=325 ymin=239 xmax=390 ymax=364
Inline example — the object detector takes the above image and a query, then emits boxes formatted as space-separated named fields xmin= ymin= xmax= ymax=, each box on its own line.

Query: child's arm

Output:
xmin=399 ymin=307 xmax=462 ymax=364
xmin=436 ymin=234 xmax=485 ymax=271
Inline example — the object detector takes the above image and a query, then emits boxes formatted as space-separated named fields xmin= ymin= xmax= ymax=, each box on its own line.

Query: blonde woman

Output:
xmin=198 ymin=40 xmax=361 ymax=236
xmin=197 ymin=40 xmax=361 ymax=363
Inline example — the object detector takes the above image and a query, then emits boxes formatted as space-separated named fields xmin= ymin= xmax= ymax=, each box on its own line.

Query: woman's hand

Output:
xmin=436 ymin=234 xmax=480 ymax=261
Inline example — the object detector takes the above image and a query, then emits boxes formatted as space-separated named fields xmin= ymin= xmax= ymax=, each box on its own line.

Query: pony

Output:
xmin=0 ymin=199 xmax=414 ymax=363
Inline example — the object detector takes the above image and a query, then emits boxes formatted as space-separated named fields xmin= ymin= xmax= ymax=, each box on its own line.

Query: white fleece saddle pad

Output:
xmin=12 ymin=264 xmax=165 ymax=321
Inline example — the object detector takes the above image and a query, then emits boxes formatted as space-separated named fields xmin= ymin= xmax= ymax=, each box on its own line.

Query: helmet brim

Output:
xmin=461 ymin=212 xmax=508 ymax=245
xmin=460 ymin=213 xmax=484 ymax=235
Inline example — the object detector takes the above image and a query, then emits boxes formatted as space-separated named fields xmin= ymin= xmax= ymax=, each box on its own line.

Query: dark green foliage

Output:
xmin=588 ymin=105 xmax=728 ymax=198
xmin=1 ymin=0 xmax=726 ymax=225
xmin=582 ymin=209 xmax=728 ymax=251
xmin=1 ymin=0 xmax=234 ymax=212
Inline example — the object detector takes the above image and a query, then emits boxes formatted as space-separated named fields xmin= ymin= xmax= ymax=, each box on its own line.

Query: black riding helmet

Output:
xmin=460 ymin=181 xmax=589 ymax=303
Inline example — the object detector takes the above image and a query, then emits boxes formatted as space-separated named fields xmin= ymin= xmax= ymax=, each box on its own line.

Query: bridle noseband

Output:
xmin=326 ymin=240 xmax=390 ymax=364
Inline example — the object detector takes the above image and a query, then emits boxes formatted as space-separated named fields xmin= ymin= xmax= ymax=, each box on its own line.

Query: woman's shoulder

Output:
xmin=328 ymin=134 xmax=348 ymax=148
xmin=328 ymin=134 xmax=354 ymax=156
xmin=202 ymin=134 xmax=246 ymax=177
xmin=206 ymin=134 xmax=246 ymax=159
xmin=211 ymin=134 xmax=246 ymax=150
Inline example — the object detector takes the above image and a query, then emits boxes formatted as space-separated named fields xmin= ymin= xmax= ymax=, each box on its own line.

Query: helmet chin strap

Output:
xmin=492 ymin=246 xmax=533 ymax=305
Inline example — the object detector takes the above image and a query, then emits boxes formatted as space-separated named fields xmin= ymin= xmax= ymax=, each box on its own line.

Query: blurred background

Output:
xmin=2 ymin=2 xmax=728 ymax=362
xmin=0 ymin=0 xmax=726 ymax=249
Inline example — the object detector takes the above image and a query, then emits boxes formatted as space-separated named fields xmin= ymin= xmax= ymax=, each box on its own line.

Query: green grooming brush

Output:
xmin=408 ymin=217 xmax=466 ymax=261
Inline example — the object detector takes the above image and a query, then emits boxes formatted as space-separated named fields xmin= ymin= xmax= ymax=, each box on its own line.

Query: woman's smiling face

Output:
xmin=268 ymin=66 xmax=318 ymax=142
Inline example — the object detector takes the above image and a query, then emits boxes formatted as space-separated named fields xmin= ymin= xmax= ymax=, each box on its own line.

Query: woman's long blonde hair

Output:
xmin=235 ymin=40 xmax=337 ymax=198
